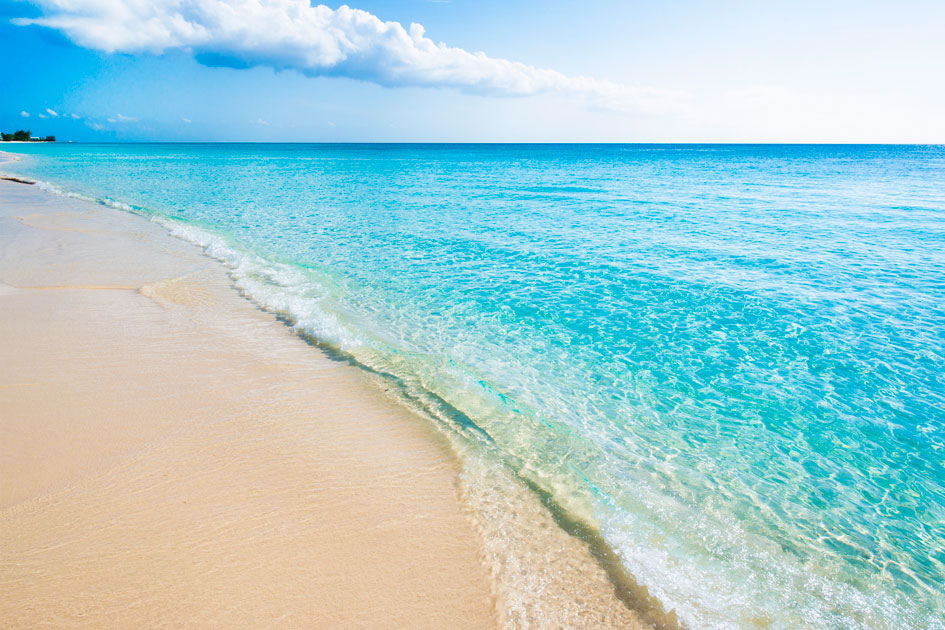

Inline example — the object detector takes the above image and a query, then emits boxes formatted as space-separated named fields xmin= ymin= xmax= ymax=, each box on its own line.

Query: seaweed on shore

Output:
xmin=1 ymin=176 xmax=34 ymax=185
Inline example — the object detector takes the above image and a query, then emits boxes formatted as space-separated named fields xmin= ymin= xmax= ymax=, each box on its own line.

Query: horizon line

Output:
xmin=3 ymin=141 xmax=944 ymax=146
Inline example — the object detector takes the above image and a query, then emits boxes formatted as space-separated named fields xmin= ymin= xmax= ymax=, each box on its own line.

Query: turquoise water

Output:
xmin=4 ymin=144 xmax=944 ymax=628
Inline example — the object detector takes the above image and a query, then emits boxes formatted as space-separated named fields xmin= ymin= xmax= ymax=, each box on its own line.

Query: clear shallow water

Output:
xmin=4 ymin=143 xmax=944 ymax=628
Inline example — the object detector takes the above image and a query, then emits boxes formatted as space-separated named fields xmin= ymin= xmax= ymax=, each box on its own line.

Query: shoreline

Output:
xmin=0 ymin=163 xmax=658 ymax=627
xmin=5 ymin=143 xmax=944 ymax=627
xmin=0 ymin=176 xmax=500 ymax=626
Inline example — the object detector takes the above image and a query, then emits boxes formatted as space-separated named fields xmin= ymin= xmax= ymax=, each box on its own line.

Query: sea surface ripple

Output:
xmin=5 ymin=143 xmax=944 ymax=628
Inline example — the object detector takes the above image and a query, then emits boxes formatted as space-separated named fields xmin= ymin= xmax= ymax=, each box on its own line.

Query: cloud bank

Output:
xmin=15 ymin=0 xmax=687 ymax=114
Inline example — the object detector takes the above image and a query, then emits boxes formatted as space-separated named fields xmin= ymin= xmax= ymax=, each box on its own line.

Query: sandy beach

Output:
xmin=0 ymin=169 xmax=661 ymax=628
xmin=0 ymin=177 xmax=499 ymax=626
xmin=5 ymin=0 xmax=943 ymax=622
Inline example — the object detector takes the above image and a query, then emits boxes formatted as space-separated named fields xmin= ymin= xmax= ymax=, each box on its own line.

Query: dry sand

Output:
xmin=0 ymin=179 xmax=498 ymax=627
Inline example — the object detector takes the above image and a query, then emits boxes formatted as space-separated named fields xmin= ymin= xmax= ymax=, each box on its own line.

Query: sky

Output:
xmin=1 ymin=0 xmax=944 ymax=142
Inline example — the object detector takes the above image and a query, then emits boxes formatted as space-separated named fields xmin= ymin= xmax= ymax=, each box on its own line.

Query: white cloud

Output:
xmin=38 ymin=113 xmax=49 ymax=118
xmin=45 ymin=107 xmax=60 ymax=117
xmin=14 ymin=0 xmax=688 ymax=115
xmin=256 ymin=118 xmax=270 ymax=126
xmin=20 ymin=110 xmax=30 ymax=117
xmin=182 ymin=117 xmax=192 ymax=123
xmin=107 ymin=114 xmax=138 ymax=123
xmin=87 ymin=121 xmax=105 ymax=130
xmin=70 ymin=113 xmax=81 ymax=119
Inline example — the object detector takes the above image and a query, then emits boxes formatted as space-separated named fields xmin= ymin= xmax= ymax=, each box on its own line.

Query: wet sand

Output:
xmin=0 ymin=178 xmax=498 ymax=627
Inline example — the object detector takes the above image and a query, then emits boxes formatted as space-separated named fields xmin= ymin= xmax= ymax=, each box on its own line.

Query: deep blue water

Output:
xmin=4 ymin=143 xmax=944 ymax=628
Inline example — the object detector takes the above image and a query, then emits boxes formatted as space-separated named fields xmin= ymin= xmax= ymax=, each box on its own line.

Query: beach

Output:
xmin=3 ymin=142 xmax=943 ymax=628
xmin=4 ymin=0 xmax=944 ymax=626
xmin=0 ymin=164 xmax=658 ymax=628
xmin=0 ymin=176 xmax=503 ymax=626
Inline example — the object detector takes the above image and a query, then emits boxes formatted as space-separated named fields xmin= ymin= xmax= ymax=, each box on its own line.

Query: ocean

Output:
xmin=3 ymin=143 xmax=944 ymax=628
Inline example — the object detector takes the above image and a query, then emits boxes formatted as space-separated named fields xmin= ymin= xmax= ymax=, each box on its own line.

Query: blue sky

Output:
xmin=2 ymin=0 xmax=944 ymax=142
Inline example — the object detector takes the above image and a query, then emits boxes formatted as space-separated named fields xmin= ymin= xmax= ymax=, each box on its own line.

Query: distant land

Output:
xmin=1 ymin=130 xmax=55 ymax=142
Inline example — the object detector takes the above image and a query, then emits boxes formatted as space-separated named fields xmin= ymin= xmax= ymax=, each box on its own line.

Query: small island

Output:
xmin=0 ymin=130 xmax=56 ymax=142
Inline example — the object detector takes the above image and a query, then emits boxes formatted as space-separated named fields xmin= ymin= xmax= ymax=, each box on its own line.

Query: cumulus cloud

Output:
xmin=14 ymin=0 xmax=688 ymax=114
xmin=20 ymin=110 xmax=30 ymax=117
xmin=45 ymin=107 xmax=60 ymax=117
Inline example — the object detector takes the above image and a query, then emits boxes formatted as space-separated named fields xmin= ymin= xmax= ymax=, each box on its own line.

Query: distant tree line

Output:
xmin=0 ymin=130 xmax=56 ymax=142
